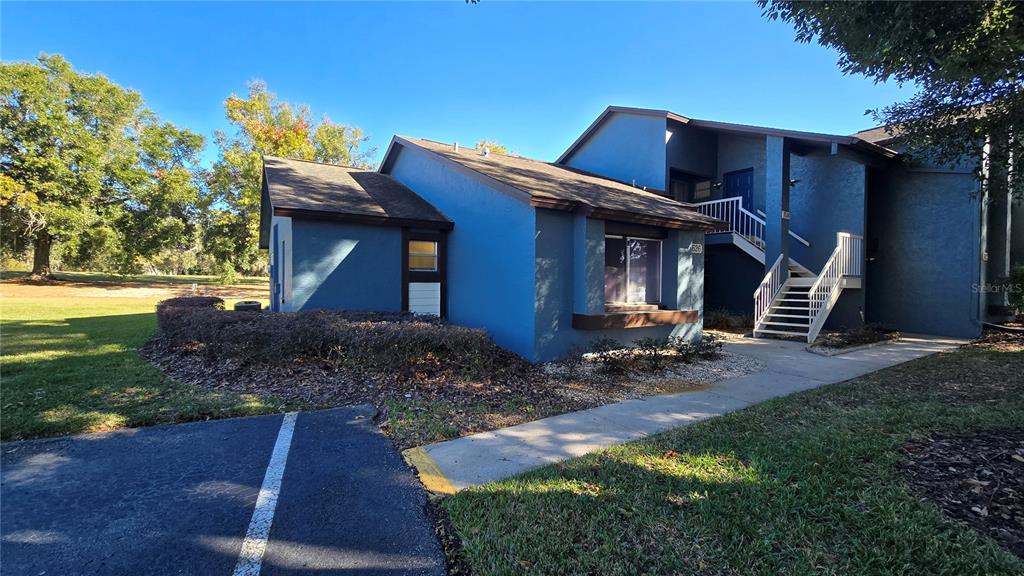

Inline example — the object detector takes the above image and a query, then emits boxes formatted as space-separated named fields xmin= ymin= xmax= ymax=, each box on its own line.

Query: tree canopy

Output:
xmin=475 ymin=139 xmax=510 ymax=155
xmin=761 ymin=0 xmax=1023 ymax=195
xmin=0 ymin=54 xmax=205 ymax=277
xmin=204 ymin=81 xmax=375 ymax=274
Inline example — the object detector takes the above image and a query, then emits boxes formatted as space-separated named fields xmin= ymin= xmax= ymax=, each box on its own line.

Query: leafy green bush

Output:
xmin=218 ymin=262 xmax=240 ymax=285
xmin=154 ymin=299 xmax=524 ymax=382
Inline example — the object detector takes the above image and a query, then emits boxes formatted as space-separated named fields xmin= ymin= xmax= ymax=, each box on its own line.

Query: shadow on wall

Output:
xmin=292 ymin=239 xmax=357 ymax=310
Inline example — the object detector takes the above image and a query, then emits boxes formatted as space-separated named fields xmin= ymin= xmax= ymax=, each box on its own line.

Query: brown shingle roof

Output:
xmin=391 ymin=137 xmax=726 ymax=232
xmin=262 ymin=155 xmax=451 ymax=227
xmin=852 ymin=125 xmax=902 ymax=144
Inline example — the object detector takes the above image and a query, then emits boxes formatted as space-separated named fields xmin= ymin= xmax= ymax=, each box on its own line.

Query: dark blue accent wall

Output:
xmin=716 ymin=134 xmax=767 ymax=211
xmin=290 ymin=219 xmax=402 ymax=312
xmin=667 ymin=123 xmax=717 ymax=178
xmin=865 ymin=167 xmax=982 ymax=338
xmin=703 ymin=242 xmax=762 ymax=315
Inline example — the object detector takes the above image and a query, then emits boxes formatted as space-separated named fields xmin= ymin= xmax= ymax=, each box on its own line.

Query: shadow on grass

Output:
xmin=442 ymin=348 xmax=1024 ymax=575
xmin=2 ymin=313 xmax=292 ymax=441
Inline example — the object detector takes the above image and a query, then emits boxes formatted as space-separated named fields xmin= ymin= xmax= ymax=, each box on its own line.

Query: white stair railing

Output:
xmin=805 ymin=232 xmax=864 ymax=343
xmin=754 ymin=253 xmax=788 ymax=328
xmin=694 ymin=197 xmax=765 ymax=249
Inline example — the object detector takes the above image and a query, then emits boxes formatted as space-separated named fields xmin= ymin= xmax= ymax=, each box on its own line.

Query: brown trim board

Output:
xmin=572 ymin=310 xmax=699 ymax=330
xmin=273 ymin=207 xmax=453 ymax=231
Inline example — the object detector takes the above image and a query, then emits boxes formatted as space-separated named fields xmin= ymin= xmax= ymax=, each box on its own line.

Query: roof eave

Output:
xmin=272 ymin=206 xmax=453 ymax=231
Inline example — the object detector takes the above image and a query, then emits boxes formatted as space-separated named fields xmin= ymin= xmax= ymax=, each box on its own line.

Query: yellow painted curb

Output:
xmin=402 ymin=447 xmax=457 ymax=495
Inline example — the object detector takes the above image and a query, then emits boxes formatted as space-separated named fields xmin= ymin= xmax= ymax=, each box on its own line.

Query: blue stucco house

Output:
xmin=261 ymin=105 xmax=1021 ymax=361
xmin=259 ymin=141 xmax=722 ymax=362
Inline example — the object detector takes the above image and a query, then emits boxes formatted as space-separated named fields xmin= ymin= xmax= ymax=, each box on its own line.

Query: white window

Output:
xmin=408 ymin=240 xmax=438 ymax=271
xmin=604 ymin=236 xmax=662 ymax=304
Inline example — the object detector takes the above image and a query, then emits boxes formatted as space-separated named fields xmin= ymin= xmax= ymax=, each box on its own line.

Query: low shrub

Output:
xmin=634 ymin=336 xmax=668 ymax=370
xmin=560 ymin=344 xmax=587 ymax=379
xmin=589 ymin=337 xmax=633 ymax=375
xmin=153 ymin=299 xmax=523 ymax=382
xmin=667 ymin=335 xmax=697 ymax=363
xmin=704 ymin=308 xmax=753 ymax=332
xmin=695 ymin=333 xmax=724 ymax=359
xmin=588 ymin=333 xmax=723 ymax=374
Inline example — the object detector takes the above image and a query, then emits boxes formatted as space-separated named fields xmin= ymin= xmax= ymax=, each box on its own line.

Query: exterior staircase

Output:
xmin=694 ymin=198 xmax=864 ymax=343
xmin=755 ymin=277 xmax=814 ymax=338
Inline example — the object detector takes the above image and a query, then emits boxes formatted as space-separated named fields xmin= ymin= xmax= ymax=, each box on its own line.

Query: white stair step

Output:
xmin=762 ymin=321 xmax=811 ymax=328
xmin=771 ymin=305 xmax=810 ymax=310
xmin=765 ymin=313 xmax=810 ymax=318
xmin=786 ymin=278 xmax=816 ymax=286
xmin=755 ymin=328 xmax=810 ymax=336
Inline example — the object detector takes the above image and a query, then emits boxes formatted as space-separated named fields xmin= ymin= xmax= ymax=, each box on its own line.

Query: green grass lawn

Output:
xmin=444 ymin=343 xmax=1024 ymax=575
xmin=1 ymin=288 xmax=296 ymax=441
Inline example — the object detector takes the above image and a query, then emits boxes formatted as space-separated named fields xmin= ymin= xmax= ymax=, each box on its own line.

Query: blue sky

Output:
xmin=3 ymin=2 xmax=915 ymax=167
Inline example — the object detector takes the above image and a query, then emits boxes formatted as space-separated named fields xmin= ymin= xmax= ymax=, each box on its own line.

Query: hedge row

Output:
xmin=154 ymin=297 xmax=521 ymax=380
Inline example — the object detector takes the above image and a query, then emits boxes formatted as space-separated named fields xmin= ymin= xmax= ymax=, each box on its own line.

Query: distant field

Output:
xmin=0 ymin=270 xmax=268 ymax=286
xmin=0 ymin=275 xmax=294 ymax=441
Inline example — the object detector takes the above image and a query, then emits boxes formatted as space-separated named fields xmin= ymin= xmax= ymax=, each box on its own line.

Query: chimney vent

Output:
xmin=482 ymin=147 xmax=491 ymax=157
xmin=453 ymin=142 xmax=459 ymax=153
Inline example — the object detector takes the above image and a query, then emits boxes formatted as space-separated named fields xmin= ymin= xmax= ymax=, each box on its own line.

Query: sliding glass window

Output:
xmin=604 ymin=236 xmax=662 ymax=304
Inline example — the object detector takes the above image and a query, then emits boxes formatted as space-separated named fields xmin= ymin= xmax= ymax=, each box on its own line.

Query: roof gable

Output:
xmin=558 ymin=105 xmax=899 ymax=164
xmin=261 ymin=155 xmax=451 ymax=232
xmin=381 ymin=136 xmax=725 ymax=232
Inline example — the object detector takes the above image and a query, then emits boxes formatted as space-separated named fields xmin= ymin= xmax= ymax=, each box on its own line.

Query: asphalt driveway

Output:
xmin=1 ymin=406 xmax=445 ymax=576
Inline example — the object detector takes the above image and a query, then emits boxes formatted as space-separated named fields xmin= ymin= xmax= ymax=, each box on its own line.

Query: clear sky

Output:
xmin=3 ymin=1 xmax=915 ymax=167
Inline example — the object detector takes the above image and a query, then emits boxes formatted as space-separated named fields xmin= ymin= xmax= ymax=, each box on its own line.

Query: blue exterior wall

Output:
xmin=533 ymin=209 xmax=704 ymax=361
xmin=716 ymin=134 xmax=767 ymax=211
xmin=789 ymin=152 xmax=867 ymax=271
xmin=666 ymin=122 xmax=717 ymax=179
xmin=290 ymin=219 xmax=402 ymax=312
xmin=790 ymin=152 xmax=867 ymax=328
xmin=703 ymin=242 xmax=762 ymax=315
xmin=865 ymin=167 xmax=983 ymax=338
xmin=565 ymin=112 xmax=667 ymax=191
xmin=386 ymin=145 xmax=538 ymax=358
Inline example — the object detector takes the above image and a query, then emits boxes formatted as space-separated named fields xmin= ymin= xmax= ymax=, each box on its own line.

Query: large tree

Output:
xmin=0 ymin=54 xmax=204 ymax=277
xmin=761 ymin=0 xmax=1023 ymax=195
xmin=204 ymin=81 xmax=375 ymax=273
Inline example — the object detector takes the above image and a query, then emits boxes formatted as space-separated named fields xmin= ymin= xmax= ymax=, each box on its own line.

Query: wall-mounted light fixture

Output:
xmin=789 ymin=179 xmax=801 ymax=187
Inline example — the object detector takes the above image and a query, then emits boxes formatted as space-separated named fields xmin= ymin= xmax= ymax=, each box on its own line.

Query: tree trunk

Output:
xmin=30 ymin=231 xmax=52 ymax=279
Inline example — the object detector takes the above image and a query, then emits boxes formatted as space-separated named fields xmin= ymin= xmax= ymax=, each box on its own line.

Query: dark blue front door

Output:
xmin=724 ymin=169 xmax=754 ymax=211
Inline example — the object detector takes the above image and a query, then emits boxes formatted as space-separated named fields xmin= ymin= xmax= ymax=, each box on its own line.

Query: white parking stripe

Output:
xmin=232 ymin=412 xmax=298 ymax=576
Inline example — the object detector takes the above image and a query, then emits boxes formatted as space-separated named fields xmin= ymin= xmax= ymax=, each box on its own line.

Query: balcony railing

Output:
xmin=694 ymin=197 xmax=765 ymax=249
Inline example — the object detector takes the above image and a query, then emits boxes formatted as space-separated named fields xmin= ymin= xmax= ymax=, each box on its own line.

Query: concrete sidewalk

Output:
xmin=403 ymin=335 xmax=965 ymax=494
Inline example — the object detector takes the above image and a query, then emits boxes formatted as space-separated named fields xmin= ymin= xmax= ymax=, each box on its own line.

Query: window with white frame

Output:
xmin=604 ymin=235 xmax=662 ymax=304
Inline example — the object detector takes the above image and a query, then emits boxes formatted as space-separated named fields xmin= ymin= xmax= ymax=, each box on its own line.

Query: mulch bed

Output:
xmin=140 ymin=338 xmax=758 ymax=449
xmin=141 ymin=337 xmax=574 ymax=409
xmin=962 ymin=329 xmax=1024 ymax=352
xmin=812 ymin=324 xmax=900 ymax=350
xmin=901 ymin=430 xmax=1024 ymax=558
